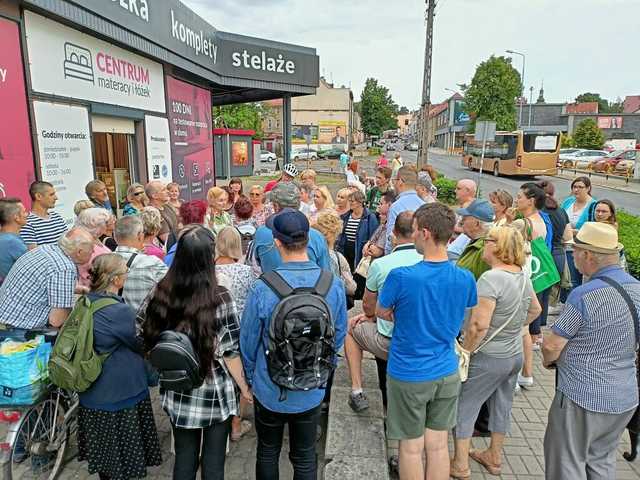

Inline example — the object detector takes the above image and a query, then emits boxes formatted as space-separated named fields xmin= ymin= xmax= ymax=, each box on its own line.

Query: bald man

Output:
xmin=145 ymin=181 xmax=178 ymax=249
xmin=448 ymin=179 xmax=478 ymax=261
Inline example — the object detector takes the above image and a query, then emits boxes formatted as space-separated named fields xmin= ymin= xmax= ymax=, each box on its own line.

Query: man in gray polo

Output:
xmin=542 ymin=222 xmax=640 ymax=479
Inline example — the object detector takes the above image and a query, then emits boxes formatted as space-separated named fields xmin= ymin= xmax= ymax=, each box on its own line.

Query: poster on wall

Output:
xmin=166 ymin=76 xmax=213 ymax=202
xmin=0 ymin=18 xmax=36 ymax=207
xmin=144 ymin=116 xmax=172 ymax=182
xmin=231 ymin=141 xmax=249 ymax=167
xmin=32 ymin=101 xmax=95 ymax=226
xmin=292 ymin=125 xmax=319 ymax=144
xmin=24 ymin=11 xmax=165 ymax=113
xmin=597 ymin=117 xmax=624 ymax=129
xmin=318 ymin=120 xmax=347 ymax=149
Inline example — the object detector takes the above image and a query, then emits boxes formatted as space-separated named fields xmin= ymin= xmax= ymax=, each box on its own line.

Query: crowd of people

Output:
xmin=0 ymin=158 xmax=638 ymax=480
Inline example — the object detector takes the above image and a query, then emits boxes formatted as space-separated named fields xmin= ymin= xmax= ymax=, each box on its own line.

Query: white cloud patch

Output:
xmin=183 ymin=0 xmax=639 ymax=108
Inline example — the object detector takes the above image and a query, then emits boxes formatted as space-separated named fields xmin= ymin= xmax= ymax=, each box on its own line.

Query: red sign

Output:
xmin=0 ymin=18 xmax=35 ymax=207
xmin=597 ymin=116 xmax=624 ymax=129
xmin=166 ymin=76 xmax=214 ymax=202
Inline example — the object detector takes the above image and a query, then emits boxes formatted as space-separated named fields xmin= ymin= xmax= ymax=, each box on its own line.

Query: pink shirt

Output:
xmin=377 ymin=156 xmax=389 ymax=167
xmin=78 ymin=243 xmax=112 ymax=287
xmin=144 ymin=243 xmax=165 ymax=261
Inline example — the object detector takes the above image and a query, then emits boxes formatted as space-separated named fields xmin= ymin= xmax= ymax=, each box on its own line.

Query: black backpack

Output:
xmin=149 ymin=331 xmax=203 ymax=392
xmin=261 ymin=270 xmax=336 ymax=399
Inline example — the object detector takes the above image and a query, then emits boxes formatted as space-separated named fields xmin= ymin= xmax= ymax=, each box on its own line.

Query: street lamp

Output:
xmin=506 ymin=49 xmax=525 ymax=129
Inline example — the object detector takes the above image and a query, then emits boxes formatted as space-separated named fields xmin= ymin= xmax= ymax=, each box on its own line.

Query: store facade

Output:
xmin=0 ymin=0 xmax=319 ymax=223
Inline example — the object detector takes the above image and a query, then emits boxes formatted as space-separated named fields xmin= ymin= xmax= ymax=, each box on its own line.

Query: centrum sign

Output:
xmin=64 ymin=0 xmax=319 ymax=87
xmin=24 ymin=11 xmax=165 ymax=112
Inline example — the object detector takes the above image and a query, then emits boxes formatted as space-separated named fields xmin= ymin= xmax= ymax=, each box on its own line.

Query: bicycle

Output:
xmin=0 ymin=385 xmax=78 ymax=480
xmin=0 ymin=329 xmax=78 ymax=480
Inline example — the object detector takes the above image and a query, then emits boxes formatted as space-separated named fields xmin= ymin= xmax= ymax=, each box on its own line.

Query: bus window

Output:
xmin=523 ymin=133 xmax=559 ymax=153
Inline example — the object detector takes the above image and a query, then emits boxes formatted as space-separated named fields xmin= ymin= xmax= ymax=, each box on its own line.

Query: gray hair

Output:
xmin=75 ymin=207 xmax=111 ymax=238
xmin=271 ymin=182 xmax=300 ymax=209
xmin=59 ymin=227 xmax=94 ymax=256
xmin=145 ymin=180 xmax=165 ymax=199
xmin=299 ymin=183 xmax=315 ymax=196
xmin=140 ymin=206 xmax=163 ymax=236
xmin=114 ymin=215 xmax=144 ymax=242
xmin=478 ymin=219 xmax=493 ymax=234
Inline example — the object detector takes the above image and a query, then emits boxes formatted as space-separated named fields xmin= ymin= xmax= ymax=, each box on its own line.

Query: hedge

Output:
xmin=618 ymin=212 xmax=640 ymax=279
xmin=433 ymin=175 xmax=639 ymax=279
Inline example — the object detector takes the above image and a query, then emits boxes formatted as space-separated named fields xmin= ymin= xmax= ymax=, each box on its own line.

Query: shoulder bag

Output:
xmin=525 ymin=218 xmax=560 ymax=293
xmin=457 ymin=273 xmax=527 ymax=382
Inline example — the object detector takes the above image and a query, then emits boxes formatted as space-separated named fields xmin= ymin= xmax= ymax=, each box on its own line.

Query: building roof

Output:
xmin=623 ymin=96 xmax=640 ymax=114
xmin=566 ymin=102 xmax=599 ymax=114
xmin=429 ymin=102 xmax=448 ymax=118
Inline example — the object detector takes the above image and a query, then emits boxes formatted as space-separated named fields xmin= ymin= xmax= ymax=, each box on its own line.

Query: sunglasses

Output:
xmin=133 ymin=191 xmax=144 ymax=196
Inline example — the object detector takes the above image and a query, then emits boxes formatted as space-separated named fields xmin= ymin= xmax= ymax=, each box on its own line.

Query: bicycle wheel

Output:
xmin=2 ymin=395 xmax=70 ymax=480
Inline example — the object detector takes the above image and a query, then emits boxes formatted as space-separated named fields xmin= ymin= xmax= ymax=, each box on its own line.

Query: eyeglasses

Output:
xmin=249 ymin=193 xmax=262 ymax=197
xmin=572 ymin=185 xmax=587 ymax=190
xmin=133 ymin=191 xmax=144 ymax=196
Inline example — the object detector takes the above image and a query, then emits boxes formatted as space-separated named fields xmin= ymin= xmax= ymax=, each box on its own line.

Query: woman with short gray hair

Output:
xmin=75 ymin=208 xmax=113 ymax=287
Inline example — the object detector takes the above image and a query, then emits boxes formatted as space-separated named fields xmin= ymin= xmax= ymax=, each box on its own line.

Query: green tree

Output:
xmin=573 ymin=119 xmax=606 ymax=149
xmin=359 ymin=78 xmax=399 ymax=136
xmin=212 ymin=103 xmax=269 ymax=139
xmin=398 ymin=106 xmax=410 ymax=115
xmin=462 ymin=55 xmax=521 ymax=132
xmin=561 ymin=134 xmax=576 ymax=148
xmin=574 ymin=93 xmax=624 ymax=114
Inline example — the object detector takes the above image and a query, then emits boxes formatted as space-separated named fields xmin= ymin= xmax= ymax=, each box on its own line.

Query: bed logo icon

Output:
xmin=63 ymin=42 xmax=94 ymax=83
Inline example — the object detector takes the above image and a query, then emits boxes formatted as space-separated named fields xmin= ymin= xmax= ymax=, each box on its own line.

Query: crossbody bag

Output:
xmin=457 ymin=273 xmax=527 ymax=382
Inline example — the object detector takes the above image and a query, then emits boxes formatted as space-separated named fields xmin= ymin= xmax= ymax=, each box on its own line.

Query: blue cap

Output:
xmin=457 ymin=199 xmax=494 ymax=222
xmin=266 ymin=208 xmax=309 ymax=244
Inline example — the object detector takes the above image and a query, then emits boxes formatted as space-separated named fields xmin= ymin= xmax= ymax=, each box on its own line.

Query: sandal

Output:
xmin=230 ymin=420 xmax=252 ymax=442
xmin=470 ymin=449 xmax=502 ymax=476
xmin=449 ymin=459 xmax=471 ymax=479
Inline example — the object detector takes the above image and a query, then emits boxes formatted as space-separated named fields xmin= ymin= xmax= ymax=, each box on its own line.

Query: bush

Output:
xmin=434 ymin=177 xmax=457 ymax=205
xmin=618 ymin=211 xmax=640 ymax=279
xmin=573 ymin=119 xmax=605 ymax=150
xmin=368 ymin=146 xmax=382 ymax=156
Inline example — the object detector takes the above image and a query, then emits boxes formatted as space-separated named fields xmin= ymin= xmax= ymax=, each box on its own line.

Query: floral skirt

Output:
xmin=78 ymin=398 xmax=163 ymax=480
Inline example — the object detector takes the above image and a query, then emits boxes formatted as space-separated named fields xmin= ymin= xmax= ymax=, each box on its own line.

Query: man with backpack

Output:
xmin=240 ymin=208 xmax=347 ymax=479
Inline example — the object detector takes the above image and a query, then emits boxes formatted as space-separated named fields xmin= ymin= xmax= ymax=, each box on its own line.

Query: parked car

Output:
xmin=560 ymin=150 xmax=608 ymax=169
xmin=615 ymin=156 xmax=639 ymax=176
xmin=385 ymin=142 xmax=399 ymax=151
xmin=592 ymin=150 xmax=637 ymax=173
xmin=405 ymin=142 xmax=419 ymax=151
xmin=318 ymin=147 xmax=345 ymax=159
xmin=290 ymin=148 xmax=318 ymax=161
xmin=259 ymin=149 xmax=277 ymax=162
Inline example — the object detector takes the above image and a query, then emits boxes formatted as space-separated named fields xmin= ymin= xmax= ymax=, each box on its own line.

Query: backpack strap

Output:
xmin=312 ymin=270 xmax=334 ymax=298
xmin=89 ymin=297 xmax=120 ymax=313
xmin=260 ymin=271 xmax=294 ymax=299
xmin=118 ymin=253 xmax=138 ymax=297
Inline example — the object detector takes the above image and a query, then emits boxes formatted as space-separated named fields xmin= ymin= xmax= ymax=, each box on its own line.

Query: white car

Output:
xmin=259 ymin=150 xmax=277 ymax=162
xmin=560 ymin=150 xmax=608 ymax=169
xmin=290 ymin=148 xmax=318 ymax=161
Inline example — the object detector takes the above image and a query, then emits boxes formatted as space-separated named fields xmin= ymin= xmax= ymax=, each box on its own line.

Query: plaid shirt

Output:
xmin=0 ymin=244 xmax=76 ymax=329
xmin=115 ymin=246 xmax=168 ymax=312
xmin=162 ymin=290 xmax=241 ymax=428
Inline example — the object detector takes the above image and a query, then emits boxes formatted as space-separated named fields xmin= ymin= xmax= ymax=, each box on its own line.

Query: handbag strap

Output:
xmin=474 ymin=273 xmax=528 ymax=354
xmin=598 ymin=276 xmax=639 ymax=344
xmin=118 ymin=253 xmax=138 ymax=297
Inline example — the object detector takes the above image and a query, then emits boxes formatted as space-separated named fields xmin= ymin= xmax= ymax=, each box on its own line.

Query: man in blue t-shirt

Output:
xmin=0 ymin=198 xmax=29 ymax=285
xmin=377 ymin=202 xmax=477 ymax=480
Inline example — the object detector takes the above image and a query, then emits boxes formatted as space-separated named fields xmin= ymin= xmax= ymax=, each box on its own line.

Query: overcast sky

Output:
xmin=183 ymin=0 xmax=639 ymax=110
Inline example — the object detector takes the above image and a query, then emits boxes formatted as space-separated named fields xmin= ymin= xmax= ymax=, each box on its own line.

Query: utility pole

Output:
xmin=417 ymin=0 xmax=436 ymax=169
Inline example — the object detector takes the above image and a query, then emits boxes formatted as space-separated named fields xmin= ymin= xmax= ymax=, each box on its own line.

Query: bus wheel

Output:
xmin=493 ymin=163 xmax=500 ymax=177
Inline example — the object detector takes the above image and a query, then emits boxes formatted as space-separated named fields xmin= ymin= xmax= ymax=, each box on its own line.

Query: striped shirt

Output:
xmin=115 ymin=246 xmax=168 ymax=312
xmin=344 ymin=216 xmax=361 ymax=242
xmin=385 ymin=190 xmax=424 ymax=254
xmin=0 ymin=244 xmax=77 ymax=329
xmin=552 ymin=265 xmax=640 ymax=414
xmin=20 ymin=211 xmax=68 ymax=247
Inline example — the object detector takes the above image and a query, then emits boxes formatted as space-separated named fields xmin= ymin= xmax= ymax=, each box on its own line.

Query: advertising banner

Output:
xmin=453 ymin=100 xmax=470 ymax=126
xmin=318 ymin=121 xmax=347 ymax=149
xmin=292 ymin=125 xmax=319 ymax=144
xmin=0 ymin=18 xmax=35 ymax=208
xmin=65 ymin=0 xmax=319 ymax=87
xmin=24 ymin=11 xmax=165 ymax=113
xmin=597 ymin=117 xmax=624 ymax=129
xmin=144 ymin=116 xmax=172 ymax=182
xmin=231 ymin=141 xmax=249 ymax=167
xmin=32 ymin=101 xmax=95 ymax=226
xmin=166 ymin=76 xmax=214 ymax=202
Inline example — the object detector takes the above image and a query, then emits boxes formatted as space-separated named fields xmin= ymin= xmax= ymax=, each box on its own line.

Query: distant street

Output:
xmin=393 ymin=149 xmax=640 ymax=215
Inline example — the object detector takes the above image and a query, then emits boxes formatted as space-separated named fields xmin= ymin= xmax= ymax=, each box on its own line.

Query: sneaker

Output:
xmin=514 ymin=382 xmax=522 ymax=395
xmin=518 ymin=374 xmax=534 ymax=388
xmin=348 ymin=391 xmax=369 ymax=412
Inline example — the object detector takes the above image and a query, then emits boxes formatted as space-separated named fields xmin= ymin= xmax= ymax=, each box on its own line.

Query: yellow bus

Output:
xmin=462 ymin=131 xmax=561 ymax=177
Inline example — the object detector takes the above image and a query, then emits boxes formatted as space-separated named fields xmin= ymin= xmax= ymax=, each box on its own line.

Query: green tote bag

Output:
xmin=526 ymin=219 xmax=560 ymax=293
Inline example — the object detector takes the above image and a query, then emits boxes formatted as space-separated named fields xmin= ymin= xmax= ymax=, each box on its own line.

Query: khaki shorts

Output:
xmin=351 ymin=321 xmax=391 ymax=360
xmin=386 ymin=372 xmax=461 ymax=440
